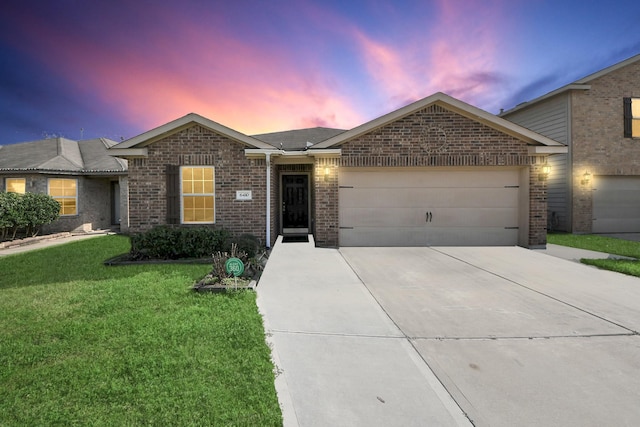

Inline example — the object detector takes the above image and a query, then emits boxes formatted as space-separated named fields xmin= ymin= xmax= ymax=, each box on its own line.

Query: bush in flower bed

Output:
xmin=128 ymin=226 xmax=262 ymax=261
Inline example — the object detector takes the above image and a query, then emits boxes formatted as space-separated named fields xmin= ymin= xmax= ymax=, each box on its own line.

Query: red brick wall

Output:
xmin=127 ymin=124 xmax=267 ymax=244
xmin=313 ymin=104 xmax=548 ymax=247
xmin=570 ymin=60 xmax=640 ymax=232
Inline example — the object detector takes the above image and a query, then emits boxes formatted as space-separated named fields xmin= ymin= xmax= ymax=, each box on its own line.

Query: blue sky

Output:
xmin=1 ymin=0 xmax=639 ymax=145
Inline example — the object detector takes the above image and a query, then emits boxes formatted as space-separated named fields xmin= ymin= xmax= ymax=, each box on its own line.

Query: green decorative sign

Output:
xmin=225 ymin=257 xmax=244 ymax=277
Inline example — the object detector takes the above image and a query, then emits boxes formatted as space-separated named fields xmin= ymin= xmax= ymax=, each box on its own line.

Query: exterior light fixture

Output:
xmin=539 ymin=164 xmax=551 ymax=181
xmin=581 ymin=171 xmax=591 ymax=185
xmin=324 ymin=167 xmax=330 ymax=181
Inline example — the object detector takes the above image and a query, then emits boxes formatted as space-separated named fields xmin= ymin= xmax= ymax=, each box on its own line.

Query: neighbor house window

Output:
xmin=623 ymin=97 xmax=640 ymax=138
xmin=180 ymin=166 xmax=215 ymax=223
xmin=48 ymin=178 xmax=77 ymax=215
xmin=6 ymin=178 xmax=26 ymax=194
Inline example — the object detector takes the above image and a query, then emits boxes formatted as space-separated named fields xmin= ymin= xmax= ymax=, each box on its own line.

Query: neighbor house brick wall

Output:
xmin=314 ymin=104 xmax=548 ymax=247
xmin=570 ymin=60 xmax=640 ymax=233
xmin=1 ymin=174 xmax=118 ymax=233
xmin=127 ymin=124 xmax=267 ymax=244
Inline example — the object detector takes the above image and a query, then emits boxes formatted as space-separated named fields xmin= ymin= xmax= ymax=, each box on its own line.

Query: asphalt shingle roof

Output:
xmin=252 ymin=127 xmax=346 ymax=150
xmin=0 ymin=137 xmax=127 ymax=173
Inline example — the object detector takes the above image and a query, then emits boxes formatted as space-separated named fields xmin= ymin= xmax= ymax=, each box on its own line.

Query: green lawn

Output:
xmin=0 ymin=235 xmax=282 ymax=426
xmin=547 ymin=233 xmax=640 ymax=278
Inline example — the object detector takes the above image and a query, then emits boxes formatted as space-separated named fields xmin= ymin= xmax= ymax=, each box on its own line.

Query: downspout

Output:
xmin=265 ymin=153 xmax=271 ymax=248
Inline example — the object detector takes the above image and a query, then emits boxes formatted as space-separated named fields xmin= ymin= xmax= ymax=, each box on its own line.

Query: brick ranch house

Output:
xmin=109 ymin=92 xmax=566 ymax=248
xmin=502 ymin=53 xmax=640 ymax=234
xmin=0 ymin=137 xmax=128 ymax=233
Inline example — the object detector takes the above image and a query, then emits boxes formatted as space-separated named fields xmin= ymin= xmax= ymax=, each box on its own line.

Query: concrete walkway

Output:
xmin=0 ymin=231 xmax=113 ymax=256
xmin=257 ymin=236 xmax=470 ymax=427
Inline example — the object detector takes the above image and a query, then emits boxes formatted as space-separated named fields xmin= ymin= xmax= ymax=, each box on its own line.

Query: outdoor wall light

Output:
xmin=581 ymin=171 xmax=591 ymax=185
xmin=539 ymin=164 xmax=551 ymax=181
xmin=324 ymin=167 xmax=330 ymax=181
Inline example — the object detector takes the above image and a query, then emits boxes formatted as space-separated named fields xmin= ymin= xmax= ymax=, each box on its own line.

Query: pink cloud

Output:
xmin=12 ymin=4 xmax=365 ymax=136
xmin=351 ymin=0 xmax=513 ymax=111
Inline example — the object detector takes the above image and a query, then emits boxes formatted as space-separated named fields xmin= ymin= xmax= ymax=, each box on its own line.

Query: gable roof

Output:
xmin=0 ymin=137 xmax=127 ymax=174
xmin=252 ymin=127 xmax=346 ymax=150
xmin=501 ymin=53 xmax=640 ymax=116
xmin=312 ymin=92 xmax=564 ymax=149
xmin=109 ymin=113 xmax=274 ymax=157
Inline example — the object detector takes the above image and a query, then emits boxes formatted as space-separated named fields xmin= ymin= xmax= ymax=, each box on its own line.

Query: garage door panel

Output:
xmin=341 ymin=169 xmax=518 ymax=188
xmin=341 ymin=207 xmax=518 ymax=228
xmin=592 ymin=176 xmax=640 ymax=233
xmin=340 ymin=226 xmax=517 ymax=246
xmin=340 ymin=188 xmax=519 ymax=208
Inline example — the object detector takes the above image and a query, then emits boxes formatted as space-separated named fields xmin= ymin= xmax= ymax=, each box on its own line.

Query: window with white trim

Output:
xmin=48 ymin=178 xmax=77 ymax=215
xmin=180 ymin=166 xmax=215 ymax=223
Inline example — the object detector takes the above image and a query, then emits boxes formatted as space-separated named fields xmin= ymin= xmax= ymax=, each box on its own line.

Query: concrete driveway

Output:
xmin=258 ymin=240 xmax=640 ymax=426
xmin=341 ymin=246 xmax=640 ymax=427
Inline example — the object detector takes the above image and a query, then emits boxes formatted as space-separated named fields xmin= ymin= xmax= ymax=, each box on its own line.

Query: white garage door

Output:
xmin=592 ymin=176 xmax=640 ymax=233
xmin=339 ymin=168 xmax=521 ymax=246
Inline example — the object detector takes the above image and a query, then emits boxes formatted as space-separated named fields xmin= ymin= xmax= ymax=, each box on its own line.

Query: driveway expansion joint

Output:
xmin=409 ymin=332 xmax=638 ymax=341
xmin=267 ymin=329 xmax=406 ymax=339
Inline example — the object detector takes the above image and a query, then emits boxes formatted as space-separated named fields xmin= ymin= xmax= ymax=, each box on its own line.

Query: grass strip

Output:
xmin=547 ymin=233 xmax=640 ymax=258
xmin=547 ymin=233 xmax=640 ymax=278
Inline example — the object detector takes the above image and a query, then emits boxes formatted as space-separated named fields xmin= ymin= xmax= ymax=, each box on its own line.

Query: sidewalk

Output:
xmin=0 ymin=231 xmax=113 ymax=256
xmin=535 ymin=243 xmax=636 ymax=262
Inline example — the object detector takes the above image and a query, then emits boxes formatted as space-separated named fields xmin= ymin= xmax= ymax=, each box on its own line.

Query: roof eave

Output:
xmin=501 ymin=84 xmax=591 ymax=116
xmin=113 ymin=113 xmax=274 ymax=150
xmin=244 ymin=148 xmax=341 ymax=159
xmin=528 ymin=146 xmax=568 ymax=155
xmin=108 ymin=148 xmax=148 ymax=158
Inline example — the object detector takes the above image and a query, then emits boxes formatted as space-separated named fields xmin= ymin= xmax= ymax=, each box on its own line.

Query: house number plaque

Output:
xmin=236 ymin=190 xmax=252 ymax=200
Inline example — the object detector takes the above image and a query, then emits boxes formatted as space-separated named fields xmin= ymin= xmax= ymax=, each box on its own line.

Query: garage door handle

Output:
xmin=426 ymin=212 xmax=433 ymax=222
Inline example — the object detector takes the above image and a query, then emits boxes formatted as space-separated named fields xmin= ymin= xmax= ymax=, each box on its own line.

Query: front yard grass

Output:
xmin=547 ymin=233 xmax=640 ymax=278
xmin=0 ymin=235 xmax=282 ymax=426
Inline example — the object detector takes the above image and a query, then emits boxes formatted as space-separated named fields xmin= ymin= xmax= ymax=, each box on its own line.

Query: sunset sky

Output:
xmin=1 ymin=0 xmax=639 ymax=144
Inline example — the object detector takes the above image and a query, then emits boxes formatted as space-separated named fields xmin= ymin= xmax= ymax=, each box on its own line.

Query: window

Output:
xmin=623 ymin=97 xmax=640 ymax=138
xmin=6 ymin=178 xmax=26 ymax=194
xmin=48 ymin=178 xmax=77 ymax=215
xmin=180 ymin=166 xmax=215 ymax=223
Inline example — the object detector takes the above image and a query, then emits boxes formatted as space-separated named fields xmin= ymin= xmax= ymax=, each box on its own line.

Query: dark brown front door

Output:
xmin=282 ymin=174 xmax=309 ymax=234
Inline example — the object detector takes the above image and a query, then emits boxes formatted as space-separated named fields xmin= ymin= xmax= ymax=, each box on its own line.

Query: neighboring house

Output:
xmin=502 ymin=53 xmax=640 ymax=234
xmin=0 ymin=137 xmax=128 ymax=233
xmin=109 ymin=92 xmax=566 ymax=248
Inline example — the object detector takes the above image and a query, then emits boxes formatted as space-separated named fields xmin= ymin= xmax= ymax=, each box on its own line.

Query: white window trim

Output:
xmin=632 ymin=98 xmax=640 ymax=138
xmin=179 ymin=166 xmax=216 ymax=224
xmin=47 ymin=178 xmax=78 ymax=216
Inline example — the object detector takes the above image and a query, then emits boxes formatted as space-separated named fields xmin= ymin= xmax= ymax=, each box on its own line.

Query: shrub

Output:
xmin=0 ymin=192 xmax=60 ymax=240
xmin=0 ymin=192 xmax=25 ymax=240
xmin=20 ymin=192 xmax=60 ymax=237
xmin=232 ymin=233 xmax=261 ymax=258
xmin=129 ymin=226 xmax=231 ymax=260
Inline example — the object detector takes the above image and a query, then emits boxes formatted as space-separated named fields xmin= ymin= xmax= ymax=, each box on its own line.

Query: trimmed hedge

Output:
xmin=0 ymin=192 xmax=60 ymax=240
xmin=129 ymin=226 xmax=233 ymax=260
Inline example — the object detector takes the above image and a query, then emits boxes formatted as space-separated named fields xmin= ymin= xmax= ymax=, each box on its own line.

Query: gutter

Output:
xmin=265 ymin=153 xmax=271 ymax=249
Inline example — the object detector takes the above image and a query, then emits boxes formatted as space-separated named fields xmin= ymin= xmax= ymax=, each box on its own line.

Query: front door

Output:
xmin=282 ymin=174 xmax=309 ymax=234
